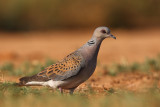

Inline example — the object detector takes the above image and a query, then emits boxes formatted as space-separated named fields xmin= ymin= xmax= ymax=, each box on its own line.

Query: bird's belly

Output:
xmin=60 ymin=78 xmax=86 ymax=89
xmin=59 ymin=67 xmax=96 ymax=89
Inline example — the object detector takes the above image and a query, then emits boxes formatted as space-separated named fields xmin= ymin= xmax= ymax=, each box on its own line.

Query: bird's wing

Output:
xmin=37 ymin=51 xmax=84 ymax=81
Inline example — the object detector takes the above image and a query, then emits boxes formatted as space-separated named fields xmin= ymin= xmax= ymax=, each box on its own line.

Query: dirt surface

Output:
xmin=0 ymin=28 xmax=160 ymax=92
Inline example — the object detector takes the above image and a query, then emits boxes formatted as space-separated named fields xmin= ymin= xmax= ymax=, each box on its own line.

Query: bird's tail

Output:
xmin=18 ymin=76 xmax=32 ymax=86
xmin=18 ymin=74 xmax=49 ymax=86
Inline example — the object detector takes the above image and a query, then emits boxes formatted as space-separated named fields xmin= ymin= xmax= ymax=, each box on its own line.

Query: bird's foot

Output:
xmin=58 ymin=87 xmax=63 ymax=94
xmin=69 ymin=88 xmax=76 ymax=95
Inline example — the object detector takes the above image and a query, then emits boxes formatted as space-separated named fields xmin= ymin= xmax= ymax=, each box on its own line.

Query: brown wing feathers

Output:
xmin=38 ymin=52 xmax=82 ymax=80
xmin=19 ymin=52 xmax=83 ymax=85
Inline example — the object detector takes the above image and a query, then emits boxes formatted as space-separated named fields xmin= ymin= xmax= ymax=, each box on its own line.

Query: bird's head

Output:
xmin=93 ymin=27 xmax=116 ymax=40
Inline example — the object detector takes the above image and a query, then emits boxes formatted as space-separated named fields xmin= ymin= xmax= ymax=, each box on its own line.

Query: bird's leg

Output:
xmin=59 ymin=87 xmax=63 ymax=94
xmin=69 ymin=88 xmax=76 ymax=95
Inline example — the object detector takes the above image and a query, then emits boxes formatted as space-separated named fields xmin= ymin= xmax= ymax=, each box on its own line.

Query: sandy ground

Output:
xmin=0 ymin=28 xmax=160 ymax=92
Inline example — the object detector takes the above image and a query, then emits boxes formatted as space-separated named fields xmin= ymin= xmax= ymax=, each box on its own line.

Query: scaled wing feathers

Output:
xmin=37 ymin=51 xmax=83 ymax=81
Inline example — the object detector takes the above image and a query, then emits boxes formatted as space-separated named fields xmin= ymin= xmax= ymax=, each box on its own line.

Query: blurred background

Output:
xmin=0 ymin=0 xmax=160 ymax=31
xmin=0 ymin=0 xmax=160 ymax=65
xmin=0 ymin=0 xmax=160 ymax=72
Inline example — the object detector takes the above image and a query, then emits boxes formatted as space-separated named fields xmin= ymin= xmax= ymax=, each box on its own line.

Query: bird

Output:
xmin=18 ymin=26 xmax=116 ymax=94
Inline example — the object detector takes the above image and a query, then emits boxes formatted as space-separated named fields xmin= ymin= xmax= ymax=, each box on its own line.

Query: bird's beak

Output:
xmin=109 ymin=34 xmax=116 ymax=39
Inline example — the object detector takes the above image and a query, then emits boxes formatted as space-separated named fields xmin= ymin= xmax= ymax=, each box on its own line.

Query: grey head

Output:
xmin=92 ymin=27 xmax=116 ymax=40
xmin=80 ymin=26 xmax=116 ymax=63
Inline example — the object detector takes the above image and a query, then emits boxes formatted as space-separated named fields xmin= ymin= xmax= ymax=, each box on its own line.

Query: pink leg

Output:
xmin=59 ymin=87 xmax=63 ymax=94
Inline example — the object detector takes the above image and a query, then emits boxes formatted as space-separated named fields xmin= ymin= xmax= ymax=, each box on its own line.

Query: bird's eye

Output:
xmin=100 ymin=29 xmax=106 ymax=34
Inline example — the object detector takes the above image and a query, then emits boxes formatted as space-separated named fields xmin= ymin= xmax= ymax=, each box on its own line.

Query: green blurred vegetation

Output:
xmin=0 ymin=0 xmax=160 ymax=31
xmin=0 ymin=82 xmax=160 ymax=107
xmin=104 ymin=54 xmax=160 ymax=76
xmin=0 ymin=58 xmax=56 ymax=76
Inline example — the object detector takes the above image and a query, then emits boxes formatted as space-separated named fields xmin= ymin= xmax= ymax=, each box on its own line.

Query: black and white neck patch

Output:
xmin=87 ymin=40 xmax=95 ymax=46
